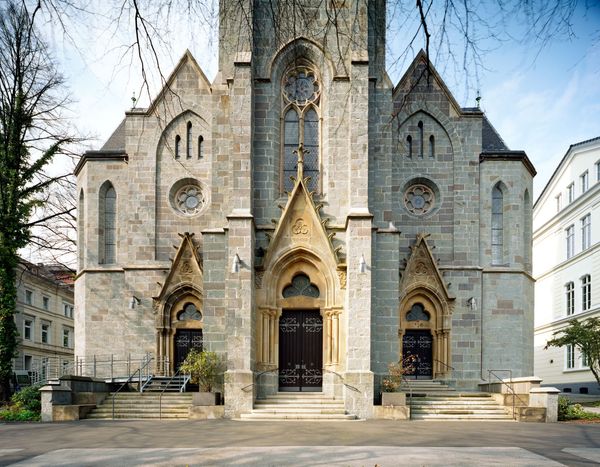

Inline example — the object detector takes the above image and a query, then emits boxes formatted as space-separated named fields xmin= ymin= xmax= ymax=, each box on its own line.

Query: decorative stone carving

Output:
xmin=404 ymin=183 xmax=435 ymax=215
xmin=337 ymin=270 xmax=347 ymax=289
xmin=291 ymin=218 xmax=310 ymax=239
xmin=255 ymin=271 xmax=264 ymax=289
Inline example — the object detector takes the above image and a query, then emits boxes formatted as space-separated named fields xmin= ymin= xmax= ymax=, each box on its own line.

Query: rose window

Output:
xmin=174 ymin=185 xmax=204 ymax=215
xmin=404 ymin=184 xmax=435 ymax=215
xmin=283 ymin=69 xmax=319 ymax=106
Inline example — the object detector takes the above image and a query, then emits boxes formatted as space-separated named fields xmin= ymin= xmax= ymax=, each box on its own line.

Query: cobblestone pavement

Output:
xmin=0 ymin=420 xmax=599 ymax=466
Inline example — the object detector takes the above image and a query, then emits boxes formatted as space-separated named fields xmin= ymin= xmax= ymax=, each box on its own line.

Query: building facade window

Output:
xmin=63 ymin=329 xmax=71 ymax=348
xmin=566 ymin=224 xmax=575 ymax=259
xmin=429 ymin=135 xmax=435 ymax=158
xmin=491 ymin=183 xmax=504 ymax=264
xmin=406 ymin=135 xmax=412 ymax=158
xmin=581 ymin=170 xmax=589 ymax=194
xmin=581 ymin=274 xmax=591 ymax=311
xmin=282 ymin=66 xmax=320 ymax=193
xmin=566 ymin=344 xmax=575 ymax=369
xmin=23 ymin=318 xmax=33 ymax=340
xmin=566 ymin=282 xmax=574 ymax=316
xmin=41 ymin=323 xmax=50 ymax=344
xmin=198 ymin=135 xmax=203 ymax=159
xmin=582 ymin=351 xmax=589 ymax=368
xmin=567 ymin=183 xmax=575 ymax=203
xmin=417 ymin=120 xmax=424 ymax=158
xmin=555 ymin=193 xmax=562 ymax=212
xmin=175 ymin=135 xmax=181 ymax=159
xmin=63 ymin=303 xmax=74 ymax=318
xmin=581 ymin=214 xmax=591 ymax=250
xmin=42 ymin=296 xmax=49 ymax=310
xmin=25 ymin=289 xmax=32 ymax=305
xmin=596 ymin=160 xmax=600 ymax=182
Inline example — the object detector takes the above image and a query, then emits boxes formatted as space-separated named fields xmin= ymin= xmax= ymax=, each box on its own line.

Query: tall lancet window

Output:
xmin=282 ymin=66 xmax=321 ymax=193
xmin=491 ymin=183 xmax=505 ymax=265
xmin=99 ymin=182 xmax=117 ymax=264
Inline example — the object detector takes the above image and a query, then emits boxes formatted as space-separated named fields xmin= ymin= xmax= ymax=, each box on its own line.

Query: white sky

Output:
xmin=45 ymin=2 xmax=600 ymax=199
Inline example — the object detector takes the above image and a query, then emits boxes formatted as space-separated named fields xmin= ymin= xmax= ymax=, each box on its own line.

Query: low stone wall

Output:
xmin=41 ymin=375 xmax=111 ymax=422
xmin=373 ymin=405 xmax=410 ymax=420
xmin=189 ymin=406 xmax=225 ymax=420
xmin=479 ymin=377 xmax=559 ymax=423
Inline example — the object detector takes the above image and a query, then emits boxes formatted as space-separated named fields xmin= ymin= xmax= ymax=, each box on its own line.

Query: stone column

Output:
xmin=223 ymin=54 xmax=255 ymax=418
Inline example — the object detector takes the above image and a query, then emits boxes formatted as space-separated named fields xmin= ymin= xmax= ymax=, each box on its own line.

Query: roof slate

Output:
xmin=482 ymin=115 xmax=509 ymax=151
xmin=100 ymin=119 xmax=126 ymax=151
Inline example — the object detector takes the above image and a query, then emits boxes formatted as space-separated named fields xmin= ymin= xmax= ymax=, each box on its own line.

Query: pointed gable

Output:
xmin=400 ymin=233 xmax=454 ymax=304
xmin=147 ymin=50 xmax=212 ymax=114
xmin=154 ymin=232 xmax=203 ymax=304
xmin=393 ymin=49 xmax=464 ymax=117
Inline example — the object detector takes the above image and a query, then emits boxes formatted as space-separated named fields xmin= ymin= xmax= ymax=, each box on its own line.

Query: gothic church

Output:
xmin=75 ymin=0 xmax=536 ymax=418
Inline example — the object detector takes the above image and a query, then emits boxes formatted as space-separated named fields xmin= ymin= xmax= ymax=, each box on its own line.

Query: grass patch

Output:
xmin=558 ymin=396 xmax=600 ymax=421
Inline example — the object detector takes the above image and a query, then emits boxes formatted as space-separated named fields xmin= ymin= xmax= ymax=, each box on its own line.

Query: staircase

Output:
xmin=239 ymin=392 xmax=358 ymax=421
xmin=401 ymin=380 xmax=513 ymax=421
xmin=86 ymin=392 xmax=193 ymax=419
xmin=141 ymin=375 xmax=190 ymax=392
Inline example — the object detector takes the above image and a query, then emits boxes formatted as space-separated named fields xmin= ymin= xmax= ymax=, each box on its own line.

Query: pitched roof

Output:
xmin=482 ymin=115 xmax=509 ymax=151
xmin=100 ymin=119 xmax=126 ymax=151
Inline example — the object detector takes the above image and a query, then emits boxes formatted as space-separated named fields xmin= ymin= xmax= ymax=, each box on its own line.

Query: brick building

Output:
xmin=75 ymin=0 xmax=535 ymax=418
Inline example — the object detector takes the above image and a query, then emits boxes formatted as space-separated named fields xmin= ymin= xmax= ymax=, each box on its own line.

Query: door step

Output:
xmin=239 ymin=392 xmax=358 ymax=421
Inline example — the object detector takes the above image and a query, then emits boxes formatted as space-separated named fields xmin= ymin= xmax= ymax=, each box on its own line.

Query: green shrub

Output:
xmin=11 ymin=385 xmax=42 ymax=413
xmin=0 ymin=407 xmax=40 ymax=422
xmin=179 ymin=350 xmax=223 ymax=392
xmin=558 ymin=396 xmax=600 ymax=421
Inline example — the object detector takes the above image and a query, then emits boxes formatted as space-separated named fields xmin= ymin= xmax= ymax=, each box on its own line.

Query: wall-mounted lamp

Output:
xmin=358 ymin=254 xmax=367 ymax=274
xmin=129 ymin=296 xmax=141 ymax=310
xmin=467 ymin=297 xmax=477 ymax=311
xmin=231 ymin=253 xmax=241 ymax=273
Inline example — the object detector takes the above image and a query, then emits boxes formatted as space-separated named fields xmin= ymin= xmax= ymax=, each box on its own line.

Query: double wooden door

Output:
xmin=278 ymin=310 xmax=323 ymax=391
xmin=402 ymin=330 xmax=433 ymax=379
xmin=174 ymin=329 xmax=203 ymax=370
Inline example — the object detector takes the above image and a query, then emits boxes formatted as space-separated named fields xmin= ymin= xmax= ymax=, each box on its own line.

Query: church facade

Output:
xmin=74 ymin=0 xmax=536 ymax=418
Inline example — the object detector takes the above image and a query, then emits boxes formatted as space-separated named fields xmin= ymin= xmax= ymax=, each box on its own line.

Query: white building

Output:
xmin=533 ymin=136 xmax=600 ymax=394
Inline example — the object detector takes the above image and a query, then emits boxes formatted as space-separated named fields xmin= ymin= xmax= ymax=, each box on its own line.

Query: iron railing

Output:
xmin=111 ymin=356 xmax=155 ymax=420
xmin=241 ymin=368 xmax=278 ymax=393
xmin=485 ymin=369 xmax=528 ymax=420
xmin=322 ymin=368 xmax=361 ymax=393
xmin=159 ymin=368 xmax=190 ymax=419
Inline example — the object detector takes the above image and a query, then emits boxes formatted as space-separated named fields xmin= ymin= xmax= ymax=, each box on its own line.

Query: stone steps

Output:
xmin=239 ymin=393 xmax=358 ymax=421
xmin=85 ymin=393 xmax=193 ymax=420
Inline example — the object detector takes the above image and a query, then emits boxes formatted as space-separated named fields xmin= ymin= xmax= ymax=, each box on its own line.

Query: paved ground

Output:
xmin=0 ymin=419 xmax=599 ymax=466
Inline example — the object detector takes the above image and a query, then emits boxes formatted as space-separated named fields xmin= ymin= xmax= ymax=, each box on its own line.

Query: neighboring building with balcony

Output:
xmin=12 ymin=259 xmax=75 ymax=385
xmin=533 ymin=136 xmax=600 ymax=394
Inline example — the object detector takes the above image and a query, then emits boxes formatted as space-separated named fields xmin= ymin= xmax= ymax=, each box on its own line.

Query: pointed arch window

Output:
xmin=491 ymin=183 xmax=504 ymax=265
xmin=99 ymin=182 xmax=116 ymax=264
xmin=175 ymin=135 xmax=181 ymax=159
xmin=186 ymin=122 xmax=192 ymax=159
xmin=198 ymin=135 xmax=204 ymax=159
xmin=78 ymin=190 xmax=85 ymax=270
xmin=418 ymin=120 xmax=424 ymax=158
xmin=282 ymin=66 xmax=320 ymax=194
xmin=282 ymin=273 xmax=320 ymax=298
xmin=406 ymin=135 xmax=413 ymax=158
xmin=429 ymin=135 xmax=435 ymax=158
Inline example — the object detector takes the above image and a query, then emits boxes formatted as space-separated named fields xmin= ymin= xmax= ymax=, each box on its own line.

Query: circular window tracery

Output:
xmin=283 ymin=68 xmax=320 ymax=106
xmin=404 ymin=183 xmax=435 ymax=216
xmin=169 ymin=179 xmax=206 ymax=216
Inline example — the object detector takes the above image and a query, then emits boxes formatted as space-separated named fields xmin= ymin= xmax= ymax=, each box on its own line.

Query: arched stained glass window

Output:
xmin=406 ymin=135 xmax=412 ymax=158
xmin=418 ymin=120 xmax=424 ymax=158
xmin=492 ymin=183 xmax=504 ymax=265
xmin=406 ymin=303 xmax=430 ymax=321
xmin=283 ymin=108 xmax=299 ymax=191
xmin=282 ymin=273 xmax=320 ymax=298
xmin=429 ymin=135 xmax=435 ymax=158
xmin=99 ymin=182 xmax=116 ymax=265
xmin=282 ymin=66 xmax=320 ymax=194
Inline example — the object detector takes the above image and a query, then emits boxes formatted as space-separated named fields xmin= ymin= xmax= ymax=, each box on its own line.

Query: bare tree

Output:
xmin=0 ymin=0 xmax=78 ymax=401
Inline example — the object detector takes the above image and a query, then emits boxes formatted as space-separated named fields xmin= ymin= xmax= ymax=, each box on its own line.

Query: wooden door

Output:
xmin=174 ymin=329 xmax=203 ymax=370
xmin=402 ymin=330 xmax=433 ymax=379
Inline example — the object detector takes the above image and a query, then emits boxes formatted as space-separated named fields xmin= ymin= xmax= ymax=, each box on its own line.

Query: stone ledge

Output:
xmin=373 ymin=405 xmax=410 ymax=420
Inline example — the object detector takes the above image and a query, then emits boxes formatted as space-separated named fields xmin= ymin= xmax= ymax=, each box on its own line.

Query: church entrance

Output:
xmin=278 ymin=310 xmax=323 ymax=392
xmin=402 ymin=330 xmax=433 ymax=379
xmin=174 ymin=329 xmax=203 ymax=371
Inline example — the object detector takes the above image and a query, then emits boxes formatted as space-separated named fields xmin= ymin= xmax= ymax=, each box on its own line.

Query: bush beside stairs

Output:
xmin=401 ymin=380 xmax=514 ymax=421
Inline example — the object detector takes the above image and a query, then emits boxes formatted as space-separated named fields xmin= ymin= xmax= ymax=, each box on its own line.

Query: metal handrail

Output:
xmin=159 ymin=367 xmax=188 ymax=420
xmin=241 ymin=368 xmax=278 ymax=393
xmin=486 ymin=369 xmax=527 ymax=420
xmin=433 ymin=358 xmax=455 ymax=373
xmin=322 ymin=368 xmax=361 ymax=393
xmin=111 ymin=356 xmax=154 ymax=420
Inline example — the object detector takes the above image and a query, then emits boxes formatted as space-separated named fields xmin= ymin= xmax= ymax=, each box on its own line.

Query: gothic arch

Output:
xmin=268 ymin=37 xmax=335 ymax=83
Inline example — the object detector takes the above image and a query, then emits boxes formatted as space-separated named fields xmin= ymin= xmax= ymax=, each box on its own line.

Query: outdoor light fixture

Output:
xmin=358 ymin=254 xmax=367 ymax=274
xmin=129 ymin=296 xmax=141 ymax=309
xmin=467 ymin=297 xmax=477 ymax=311
xmin=231 ymin=253 xmax=241 ymax=273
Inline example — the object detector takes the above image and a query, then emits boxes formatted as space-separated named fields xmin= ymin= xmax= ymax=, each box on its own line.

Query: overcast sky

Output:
xmin=48 ymin=2 xmax=600 ymax=199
